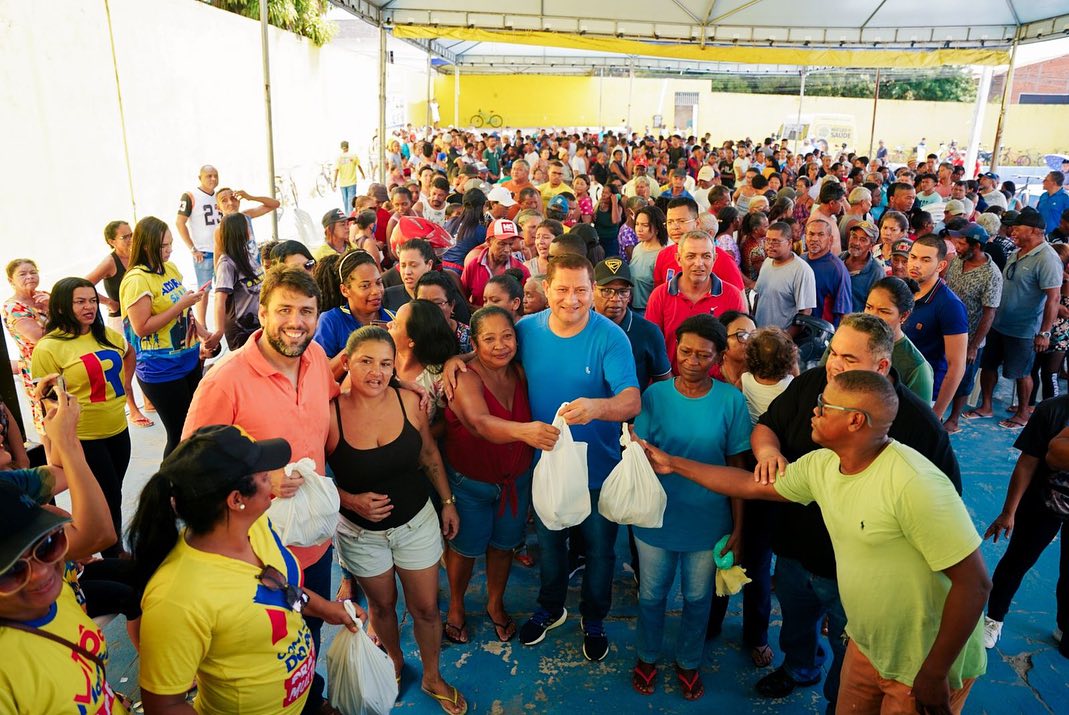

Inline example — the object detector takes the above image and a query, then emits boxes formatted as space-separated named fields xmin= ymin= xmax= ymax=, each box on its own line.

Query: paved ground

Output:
xmin=57 ymin=377 xmax=1064 ymax=714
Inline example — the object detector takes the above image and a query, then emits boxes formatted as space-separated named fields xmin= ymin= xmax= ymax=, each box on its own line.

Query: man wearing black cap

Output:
xmin=979 ymin=172 xmax=1007 ymax=211
xmin=315 ymin=208 xmax=354 ymax=261
xmin=593 ymin=259 xmax=671 ymax=392
xmin=970 ymin=207 xmax=1062 ymax=428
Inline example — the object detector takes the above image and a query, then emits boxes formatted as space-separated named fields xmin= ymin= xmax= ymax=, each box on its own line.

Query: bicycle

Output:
xmin=310 ymin=162 xmax=333 ymax=199
xmin=470 ymin=109 xmax=503 ymax=129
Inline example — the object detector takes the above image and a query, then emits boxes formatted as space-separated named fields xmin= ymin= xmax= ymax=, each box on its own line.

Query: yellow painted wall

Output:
xmin=434 ymin=74 xmax=1069 ymax=154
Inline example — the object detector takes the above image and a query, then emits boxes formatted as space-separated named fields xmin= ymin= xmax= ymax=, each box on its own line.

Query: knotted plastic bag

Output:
xmin=326 ymin=600 xmax=399 ymax=715
xmin=598 ymin=424 xmax=667 ymax=528
xmin=266 ymin=458 xmax=341 ymax=547
xmin=532 ymin=403 xmax=590 ymax=530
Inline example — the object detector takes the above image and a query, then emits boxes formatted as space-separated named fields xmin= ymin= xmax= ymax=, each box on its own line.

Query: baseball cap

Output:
xmin=486 ymin=185 xmax=517 ymax=207
xmin=891 ymin=239 xmax=913 ymax=258
xmin=547 ymin=194 xmax=570 ymax=214
xmin=486 ymin=218 xmax=519 ymax=241
xmin=1000 ymin=210 xmax=1020 ymax=226
xmin=463 ymin=178 xmax=493 ymax=196
xmin=0 ymin=481 xmax=71 ymax=576
xmin=980 ymin=171 xmax=999 ymax=181
xmin=462 ymin=188 xmax=487 ymax=207
xmin=594 ymin=258 xmax=633 ymax=286
xmin=368 ymin=183 xmax=389 ymax=203
xmin=473 ymin=162 xmax=489 ymax=173
xmin=947 ymin=222 xmax=989 ymax=245
xmin=697 ymin=166 xmax=716 ymax=182
xmin=157 ymin=425 xmax=291 ymax=499
xmin=944 ymin=199 xmax=966 ymax=216
xmin=1007 ymin=206 xmax=1045 ymax=230
xmin=848 ymin=221 xmax=879 ymax=241
xmin=322 ymin=208 xmax=351 ymax=228
xmin=775 ymin=187 xmax=798 ymax=203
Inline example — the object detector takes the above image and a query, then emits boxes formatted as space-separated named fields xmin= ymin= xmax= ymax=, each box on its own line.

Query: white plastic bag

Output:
xmin=598 ymin=425 xmax=667 ymax=528
xmin=266 ymin=458 xmax=341 ymax=547
xmin=327 ymin=600 xmax=398 ymax=715
xmin=532 ymin=403 xmax=590 ymax=530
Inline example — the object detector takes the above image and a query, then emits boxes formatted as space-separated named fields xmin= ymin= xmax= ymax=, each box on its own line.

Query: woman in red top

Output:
xmin=442 ymin=307 xmax=559 ymax=643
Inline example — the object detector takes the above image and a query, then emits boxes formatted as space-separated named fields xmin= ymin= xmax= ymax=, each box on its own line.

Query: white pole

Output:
xmin=378 ymin=24 xmax=387 ymax=183
xmin=454 ymin=63 xmax=460 ymax=127
xmin=426 ymin=53 xmax=433 ymax=129
xmin=627 ymin=61 xmax=634 ymax=132
xmin=259 ymin=0 xmax=278 ymax=240
xmin=966 ymin=65 xmax=994 ymax=178
xmin=794 ymin=66 xmax=806 ymax=156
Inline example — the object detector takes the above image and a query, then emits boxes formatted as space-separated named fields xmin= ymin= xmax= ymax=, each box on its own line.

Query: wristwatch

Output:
xmin=443 ymin=495 xmax=457 ymax=505
xmin=1037 ymin=331 xmax=1052 ymax=339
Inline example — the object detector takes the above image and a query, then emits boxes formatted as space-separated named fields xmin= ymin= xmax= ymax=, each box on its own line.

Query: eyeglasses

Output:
xmin=816 ymin=393 xmax=872 ymax=424
xmin=597 ymin=286 xmax=632 ymax=299
xmin=425 ymin=298 xmax=450 ymax=307
xmin=729 ymin=330 xmax=752 ymax=343
xmin=257 ymin=565 xmax=309 ymax=613
xmin=0 ymin=528 xmax=69 ymax=596
xmin=764 ymin=238 xmax=791 ymax=246
xmin=666 ymin=219 xmax=696 ymax=228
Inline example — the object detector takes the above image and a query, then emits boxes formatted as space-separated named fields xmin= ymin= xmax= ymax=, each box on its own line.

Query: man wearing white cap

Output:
xmin=486 ymin=185 xmax=518 ymax=220
xmin=693 ymin=165 xmax=718 ymax=213
xmin=460 ymin=218 xmax=531 ymax=307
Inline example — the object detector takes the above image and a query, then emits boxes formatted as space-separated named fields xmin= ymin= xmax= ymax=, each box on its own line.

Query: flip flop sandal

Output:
xmin=130 ymin=414 xmax=154 ymax=428
xmin=998 ymin=418 xmax=1028 ymax=430
xmin=675 ymin=665 xmax=704 ymax=701
xmin=486 ymin=611 xmax=516 ymax=642
xmin=421 ymin=685 xmax=467 ymax=715
xmin=751 ymin=644 xmax=774 ymax=667
xmin=632 ymin=661 xmax=657 ymax=695
xmin=443 ymin=621 xmax=469 ymax=644
xmin=962 ymin=410 xmax=991 ymax=420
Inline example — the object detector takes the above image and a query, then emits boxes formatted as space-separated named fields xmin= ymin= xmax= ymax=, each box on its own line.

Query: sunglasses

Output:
xmin=257 ymin=564 xmax=309 ymax=613
xmin=816 ymin=393 xmax=872 ymax=425
xmin=303 ymin=259 xmax=316 ymax=271
xmin=0 ymin=528 xmax=69 ymax=596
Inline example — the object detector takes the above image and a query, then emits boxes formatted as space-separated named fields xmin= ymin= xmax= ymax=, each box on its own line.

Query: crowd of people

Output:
xmin=2 ymin=124 xmax=1069 ymax=715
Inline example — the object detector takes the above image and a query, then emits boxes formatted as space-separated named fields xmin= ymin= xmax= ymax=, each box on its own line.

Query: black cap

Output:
xmin=594 ymin=258 xmax=633 ymax=286
xmin=322 ymin=208 xmax=351 ymax=228
xmin=0 ymin=482 xmax=71 ymax=575
xmin=270 ymin=240 xmax=313 ymax=263
xmin=1006 ymin=206 xmax=1045 ymax=230
xmin=158 ymin=425 xmax=291 ymax=499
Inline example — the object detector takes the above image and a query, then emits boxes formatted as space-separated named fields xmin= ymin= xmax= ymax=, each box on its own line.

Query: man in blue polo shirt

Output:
xmin=592 ymin=258 xmax=671 ymax=391
xmin=1037 ymin=171 xmax=1069 ymax=235
xmin=516 ymin=253 xmax=640 ymax=662
xmin=803 ymin=217 xmax=853 ymax=327
xmin=904 ymin=234 xmax=969 ymax=419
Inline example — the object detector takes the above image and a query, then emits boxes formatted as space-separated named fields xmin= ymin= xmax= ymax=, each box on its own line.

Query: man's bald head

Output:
xmin=831 ymin=370 xmax=898 ymax=427
xmin=198 ymin=165 xmax=219 ymax=192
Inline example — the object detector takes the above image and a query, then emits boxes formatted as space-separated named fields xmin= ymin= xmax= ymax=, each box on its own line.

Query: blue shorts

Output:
xmin=193 ymin=252 xmax=215 ymax=286
xmin=447 ymin=467 xmax=532 ymax=558
xmin=980 ymin=329 xmax=1035 ymax=380
xmin=955 ymin=346 xmax=984 ymax=398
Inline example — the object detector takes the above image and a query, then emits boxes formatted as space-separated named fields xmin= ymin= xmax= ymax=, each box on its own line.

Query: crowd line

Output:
xmin=3 ymin=125 xmax=1069 ymax=715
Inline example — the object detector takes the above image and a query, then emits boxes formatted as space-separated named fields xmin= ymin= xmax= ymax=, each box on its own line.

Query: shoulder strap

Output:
xmin=394 ymin=386 xmax=411 ymax=421
xmin=333 ymin=398 xmax=346 ymax=442
xmin=0 ymin=617 xmax=107 ymax=672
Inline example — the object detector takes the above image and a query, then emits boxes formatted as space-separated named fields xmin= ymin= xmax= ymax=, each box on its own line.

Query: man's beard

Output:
xmin=266 ymin=326 xmax=311 ymax=358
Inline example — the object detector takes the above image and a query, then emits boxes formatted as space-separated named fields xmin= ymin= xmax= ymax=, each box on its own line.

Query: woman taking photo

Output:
xmin=631 ymin=315 xmax=751 ymax=701
xmin=388 ymin=299 xmax=459 ymax=423
xmin=212 ymin=213 xmax=264 ymax=350
xmin=628 ymin=206 xmax=668 ymax=314
xmin=328 ymin=326 xmax=466 ymax=715
xmin=442 ymin=307 xmax=559 ymax=644
xmin=416 ymin=271 xmax=473 ymax=354
xmin=862 ymin=277 xmax=934 ymax=403
xmin=119 ymin=216 xmax=212 ymax=457
xmin=31 ymin=278 xmax=138 ymax=556
xmin=3 ymin=258 xmax=49 ymax=437
xmin=132 ymin=425 xmax=361 ymax=715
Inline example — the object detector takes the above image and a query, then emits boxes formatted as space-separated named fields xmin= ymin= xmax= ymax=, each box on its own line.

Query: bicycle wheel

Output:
xmin=471 ymin=114 xmax=485 ymax=128
xmin=1016 ymin=155 xmax=1030 ymax=166
xmin=489 ymin=114 xmax=503 ymax=129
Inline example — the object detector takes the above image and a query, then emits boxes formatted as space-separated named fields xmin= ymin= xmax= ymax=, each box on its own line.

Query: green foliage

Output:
xmin=708 ymin=69 xmax=977 ymax=103
xmin=210 ymin=0 xmax=336 ymax=46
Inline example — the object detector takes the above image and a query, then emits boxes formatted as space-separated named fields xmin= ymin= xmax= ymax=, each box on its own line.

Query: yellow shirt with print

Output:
xmin=336 ymin=152 xmax=361 ymax=187
xmin=539 ymin=182 xmax=572 ymax=203
xmin=139 ymin=515 xmax=315 ymax=715
xmin=119 ymin=262 xmax=200 ymax=381
xmin=31 ymin=329 xmax=128 ymax=440
xmin=0 ymin=581 xmax=128 ymax=714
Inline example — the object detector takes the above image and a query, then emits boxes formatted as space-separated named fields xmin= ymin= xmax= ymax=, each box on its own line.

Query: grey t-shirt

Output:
xmin=754 ymin=255 xmax=817 ymax=329
xmin=992 ymin=242 xmax=1062 ymax=338
xmin=214 ymin=255 xmax=263 ymax=349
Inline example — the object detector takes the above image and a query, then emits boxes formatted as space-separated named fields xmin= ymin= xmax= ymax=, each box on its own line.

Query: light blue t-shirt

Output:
xmin=517 ymin=310 xmax=639 ymax=488
xmin=633 ymin=379 xmax=752 ymax=551
xmin=992 ymin=242 xmax=1063 ymax=338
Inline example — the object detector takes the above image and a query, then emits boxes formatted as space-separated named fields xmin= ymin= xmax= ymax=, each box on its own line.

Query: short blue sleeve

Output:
xmin=725 ymin=390 xmax=753 ymax=457
xmin=312 ymin=309 xmax=346 ymax=359
xmin=603 ymin=321 xmax=640 ymax=395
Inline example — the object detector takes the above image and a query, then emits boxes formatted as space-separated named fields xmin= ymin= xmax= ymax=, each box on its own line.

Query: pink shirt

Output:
xmin=459 ymin=247 xmax=531 ymax=307
xmin=183 ymin=330 xmax=339 ymax=567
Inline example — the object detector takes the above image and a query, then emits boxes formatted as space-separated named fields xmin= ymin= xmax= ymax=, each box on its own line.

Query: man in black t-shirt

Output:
xmin=751 ymin=313 xmax=960 ymax=705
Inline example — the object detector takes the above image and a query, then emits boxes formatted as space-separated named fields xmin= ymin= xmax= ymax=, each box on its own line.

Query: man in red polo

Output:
xmin=645 ymin=230 xmax=747 ymax=372
xmin=653 ymin=196 xmax=744 ymax=291
xmin=460 ymin=218 xmax=531 ymax=307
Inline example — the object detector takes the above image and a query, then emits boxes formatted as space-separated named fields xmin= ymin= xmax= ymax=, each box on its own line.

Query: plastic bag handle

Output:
xmin=342 ymin=599 xmax=364 ymax=630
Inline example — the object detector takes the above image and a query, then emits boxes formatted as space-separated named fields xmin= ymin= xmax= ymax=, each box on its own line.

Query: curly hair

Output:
xmin=745 ymin=327 xmax=798 ymax=381
xmin=314 ymin=254 xmax=345 ymax=311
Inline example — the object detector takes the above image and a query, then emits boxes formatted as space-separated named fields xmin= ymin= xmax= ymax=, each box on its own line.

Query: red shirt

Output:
xmin=645 ymin=273 xmax=747 ymax=373
xmin=653 ymin=244 xmax=745 ymax=291
xmin=460 ymin=247 xmax=531 ymax=306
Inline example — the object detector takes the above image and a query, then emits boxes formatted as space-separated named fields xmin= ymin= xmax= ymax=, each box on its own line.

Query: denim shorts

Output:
xmin=334 ymin=499 xmax=443 ymax=578
xmin=192 ymin=252 xmax=215 ymax=286
xmin=980 ymin=329 xmax=1035 ymax=380
xmin=447 ymin=467 xmax=532 ymax=558
xmin=954 ymin=346 xmax=984 ymax=398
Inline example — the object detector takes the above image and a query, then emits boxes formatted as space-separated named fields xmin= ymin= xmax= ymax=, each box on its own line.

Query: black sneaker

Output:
xmin=568 ymin=555 xmax=587 ymax=580
xmin=519 ymin=608 xmax=567 ymax=646
xmin=581 ymin=617 xmax=609 ymax=661
xmin=754 ymin=667 xmax=821 ymax=698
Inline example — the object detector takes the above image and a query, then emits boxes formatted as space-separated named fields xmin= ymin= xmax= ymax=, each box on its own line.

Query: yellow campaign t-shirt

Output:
xmin=336 ymin=152 xmax=361 ymax=187
xmin=0 ymin=580 xmax=128 ymax=714
xmin=773 ymin=441 xmax=986 ymax=689
xmin=139 ymin=515 xmax=315 ymax=715
xmin=539 ymin=182 xmax=572 ymax=203
xmin=312 ymin=242 xmax=340 ymax=261
xmin=31 ymin=329 xmax=128 ymax=440
xmin=119 ymin=262 xmax=200 ymax=382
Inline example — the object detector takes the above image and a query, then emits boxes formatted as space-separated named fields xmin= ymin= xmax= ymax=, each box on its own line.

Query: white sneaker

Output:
xmin=983 ymin=616 xmax=1003 ymax=649
xmin=1054 ymin=627 xmax=1063 ymax=644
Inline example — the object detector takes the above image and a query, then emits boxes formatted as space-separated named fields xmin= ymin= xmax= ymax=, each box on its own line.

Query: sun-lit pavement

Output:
xmin=96 ymin=377 xmax=1065 ymax=713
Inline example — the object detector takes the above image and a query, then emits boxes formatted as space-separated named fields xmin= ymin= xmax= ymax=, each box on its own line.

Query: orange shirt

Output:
xmin=183 ymin=330 xmax=339 ymax=567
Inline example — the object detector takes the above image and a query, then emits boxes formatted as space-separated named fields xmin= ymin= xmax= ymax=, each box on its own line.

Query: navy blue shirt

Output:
xmin=803 ymin=253 xmax=853 ymax=327
xmin=903 ymin=280 xmax=968 ymax=395
xmin=617 ymin=308 xmax=671 ymax=391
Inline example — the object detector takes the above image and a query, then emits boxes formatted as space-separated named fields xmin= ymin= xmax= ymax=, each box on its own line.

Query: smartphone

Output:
xmin=198 ymin=280 xmax=213 ymax=293
xmin=369 ymin=319 xmax=391 ymax=327
xmin=42 ymin=375 xmax=66 ymax=402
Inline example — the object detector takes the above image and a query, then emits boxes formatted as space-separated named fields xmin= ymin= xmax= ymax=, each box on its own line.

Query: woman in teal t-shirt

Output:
xmin=631 ymin=314 xmax=752 ymax=701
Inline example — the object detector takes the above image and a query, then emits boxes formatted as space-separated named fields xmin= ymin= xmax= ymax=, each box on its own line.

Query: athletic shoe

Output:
xmin=568 ymin=555 xmax=587 ymax=580
xmin=581 ymin=617 xmax=609 ymax=661
xmin=983 ymin=616 xmax=1003 ymax=649
xmin=519 ymin=608 xmax=567 ymax=646
xmin=1054 ymin=627 xmax=1063 ymax=644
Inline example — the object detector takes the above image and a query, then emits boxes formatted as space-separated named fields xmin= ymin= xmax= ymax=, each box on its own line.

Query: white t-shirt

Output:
xmin=981 ymin=190 xmax=1008 ymax=210
xmin=741 ymin=372 xmax=793 ymax=425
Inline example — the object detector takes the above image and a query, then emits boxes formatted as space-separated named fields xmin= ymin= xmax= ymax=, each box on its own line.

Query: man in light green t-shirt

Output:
xmin=639 ymin=370 xmax=989 ymax=714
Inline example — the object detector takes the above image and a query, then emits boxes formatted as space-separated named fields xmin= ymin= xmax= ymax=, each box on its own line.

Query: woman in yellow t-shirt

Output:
xmin=32 ymin=277 xmax=140 ymax=557
xmin=131 ymin=425 xmax=364 ymax=715
xmin=119 ymin=216 xmax=215 ymax=457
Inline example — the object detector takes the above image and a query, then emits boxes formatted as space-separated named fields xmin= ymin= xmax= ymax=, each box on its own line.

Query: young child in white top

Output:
xmin=740 ymin=327 xmax=800 ymax=425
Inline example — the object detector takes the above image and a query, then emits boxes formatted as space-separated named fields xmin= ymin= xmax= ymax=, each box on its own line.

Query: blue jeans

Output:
xmin=775 ymin=555 xmax=848 ymax=708
xmin=534 ymin=489 xmax=618 ymax=621
xmin=340 ymin=184 xmax=358 ymax=212
xmin=634 ymin=537 xmax=716 ymax=670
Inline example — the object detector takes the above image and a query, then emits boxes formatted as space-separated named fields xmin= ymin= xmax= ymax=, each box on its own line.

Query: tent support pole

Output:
xmin=966 ymin=65 xmax=994 ymax=178
xmin=867 ymin=68 xmax=880 ymax=158
xmin=990 ymin=34 xmax=1019 ymax=175
xmin=378 ymin=24 xmax=387 ymax=183
xmin=454 ymin=63 xmax=460 ymax=128
xmin=794 ymin=66 xmax=806 ymax=155
xmin=259 ymin=0 xmax=278 ymax=240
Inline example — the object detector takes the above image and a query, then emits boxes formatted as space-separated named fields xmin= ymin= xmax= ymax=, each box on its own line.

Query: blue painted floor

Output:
xmin=97 ymin=377 xmax=1066 ymax=713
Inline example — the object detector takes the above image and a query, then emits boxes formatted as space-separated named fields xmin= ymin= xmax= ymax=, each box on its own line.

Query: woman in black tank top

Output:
xmin=326 ymin=326 xmax=467 ymax=715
